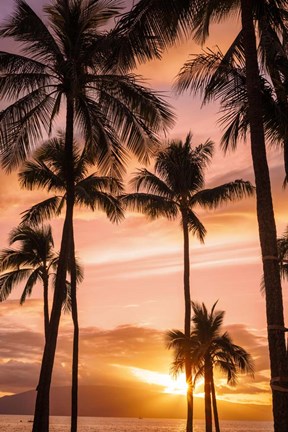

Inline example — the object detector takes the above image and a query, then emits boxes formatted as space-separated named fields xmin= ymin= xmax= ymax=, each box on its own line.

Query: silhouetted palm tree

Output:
xmin=19 ymin=134 xmax=123 ymax=432
xmin=118 ymin=2 xmax=288 ymax=429
xmin=167 ymin=302 xmax=254 ymax=432
xmin=122 ymin=134 xmax=254 ymax=430
xmin=0 ymin=224 xmax=56 ymax=341
xmin=0 ymin=223 xmax=82 ymax=341
xmin=0 ymin=2 xmax=174 ymax=430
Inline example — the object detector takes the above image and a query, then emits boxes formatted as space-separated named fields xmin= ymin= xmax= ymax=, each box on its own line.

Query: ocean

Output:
xmin=0 ymin=415 xmax=273 ymax=432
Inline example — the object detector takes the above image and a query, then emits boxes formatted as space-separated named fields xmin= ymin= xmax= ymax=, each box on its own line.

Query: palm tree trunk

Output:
xmin=182 ymin=210 xmax=193 ymax=432
xmin=70 ymin=231 xmax=79 ymax=432
xmin=240 ymin=2 xmax=288 ymax=431
xmin=211 ymin=370 xmax=220 ymax=432
xmin=204 ymin=359 xmax=212 ymax=432
xmin=43 ymin=271 xmax=49 ymax=343
xmin=32 ymin=98 xmax=75 ymax=432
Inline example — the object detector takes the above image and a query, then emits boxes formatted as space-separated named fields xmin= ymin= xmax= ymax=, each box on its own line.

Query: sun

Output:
xmin=112 ymin=364 xmax=205 ymax=396
xmin=128 ymin=366 xmax=204 ymax=396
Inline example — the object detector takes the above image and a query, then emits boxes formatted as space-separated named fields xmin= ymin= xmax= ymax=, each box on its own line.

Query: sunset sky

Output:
xmin=0 ymin=0 xmax=287 ymax=421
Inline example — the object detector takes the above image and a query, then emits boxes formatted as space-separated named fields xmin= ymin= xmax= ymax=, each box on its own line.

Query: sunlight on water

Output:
xmin=0 ymin=415 xmax=273 ymax=432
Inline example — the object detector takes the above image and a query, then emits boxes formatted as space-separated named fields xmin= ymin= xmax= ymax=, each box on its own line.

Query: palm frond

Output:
xmin=0 ymin=51 xmax=47 ymax=75
xmin=21 ymin=196 xmax=63 ymax=225
xmin=192 ymin=1 xmax=239 ymax=44
xmin=75 ymin=96 xmax=129 ymax=177
xmin=89 ymin=73 xmax=175 ymax=159
xmin=19 ymin=160 xmax=66 ymax=192
xmin=191 ymin=180 xmax=255 ymax=209
xmin=186 ymin=210 xmax=207 ymax=243
xmin=20 ymin=268 xmax=42 ymax=304
xmin=0 ymin=73 xmax=50 ymax=100
xmin=130 ymin=169 xmax=174 ymax=198
xmin=0 ymin=89 xmax=57 ymax=170
xmin=121 ymin=193 xmax=178 ymax=220
xmin=116 ymin=0 xmax=196 ymax=57
xmin=0 ymin=0 xmax=63 ymax=64
xmin=0 ymin=248 xmax=35 ymax=270
xmin=76 ymin=189 xmax=124 ymax=223
xmin=0 ymin=268 xmax=33 ymax=301
xmin=76 ymin=173 xmax=124 ymax=195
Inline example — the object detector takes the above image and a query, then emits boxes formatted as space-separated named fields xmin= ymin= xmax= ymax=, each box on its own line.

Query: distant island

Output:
xmin=0 ymin=385 xmax=272 ymax=421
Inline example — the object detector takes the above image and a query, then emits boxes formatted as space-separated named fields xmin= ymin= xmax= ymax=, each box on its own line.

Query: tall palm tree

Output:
xmin=122 ymin=134 xmax=254 ymax=432
xmin=118 ymin=2 xmax=288 ymax=429
xmin=166 ymin=302 xmax=254 ymax=432
xmin=0 ymin=2 xmax=174 ymax=430
xmin=19 ymin=134 xmax=124 ymax=432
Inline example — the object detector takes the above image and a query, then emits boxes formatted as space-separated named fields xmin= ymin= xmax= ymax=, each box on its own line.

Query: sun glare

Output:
xmin=112 ymin=364 xmax=205 ymax=396
xmin=130 ymin=366 xmax=188 ymax=395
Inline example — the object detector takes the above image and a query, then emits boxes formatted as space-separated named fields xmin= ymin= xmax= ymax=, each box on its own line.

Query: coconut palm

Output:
xmin=118 ymin=2 xmax=288 ymax=429
xmin=0 ymin=224 xmax=55 ymax=341
xmin=166 ymin=302 xmax=254 ymax=432
xmin=19 ymin=134 xmax=124 ymax=432
xmin=122 ymin=133 xmax=254 ymax=431
xmin=0 ymin=1 xmax=174 ymax=430
xmin=0 ymin=223 xmax=83 ymax=341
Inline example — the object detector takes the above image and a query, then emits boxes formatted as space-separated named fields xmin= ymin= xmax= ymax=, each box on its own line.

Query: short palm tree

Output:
xmin=0 ymin=223 xmax=82 ymax=341
xmin=19 ymin=134 xmax=124 ymax=432
xmin=167 ymin=301 xmax=254 ymax=432
xmin=0 ymin=2 xmax=174 ymax=430
xmin=0 ymin=224 xmax=56 ymax=341
xmin=122 ymin=133 xmax=254 ymax=430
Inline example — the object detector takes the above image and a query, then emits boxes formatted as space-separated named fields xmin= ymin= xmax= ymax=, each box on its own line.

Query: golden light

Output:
xmin=112 ymin=364 xmax=206 ymax=396
xmin=130 ymin=367 xmax=188 ymax=395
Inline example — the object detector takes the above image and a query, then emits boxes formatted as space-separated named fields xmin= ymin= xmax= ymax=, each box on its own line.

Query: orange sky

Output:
xmin=0 ymin=0 xmax=287 ymax=421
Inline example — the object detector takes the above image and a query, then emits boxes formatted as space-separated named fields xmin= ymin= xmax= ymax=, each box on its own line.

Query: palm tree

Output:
xmin=0 ymin=223 xmax=82 ymax=341
xmin=0 ymin=224 xmax=56 ymax=341
xmin=166 ymin=302 xmax=254 ymax=432
xmin=0 ymin=2 xmax=174 ymax=430
xmin=191 ymin=301 xmax=254 ymax=432
xmin=19 ymin=134 xmax=124 ymax=432
xmin=122 ymin=134 xmax=254 ymax=431
xmin=118 ymin=2 xmax=288 ymax=429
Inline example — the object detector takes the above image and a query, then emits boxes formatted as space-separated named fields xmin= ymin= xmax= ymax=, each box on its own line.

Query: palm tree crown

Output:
xmin=123 ymin=133 xmax=254 ymax=241
xmin=0 ymin=0 xmax=175 ymax=173
xmin=19 ymin=134 xmax=124 ymax=226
